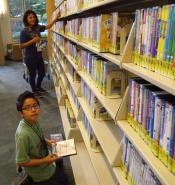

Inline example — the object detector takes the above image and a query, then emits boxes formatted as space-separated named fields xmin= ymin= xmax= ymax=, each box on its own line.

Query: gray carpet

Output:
xmin=0 ymin=60 xmax=75 ymax=185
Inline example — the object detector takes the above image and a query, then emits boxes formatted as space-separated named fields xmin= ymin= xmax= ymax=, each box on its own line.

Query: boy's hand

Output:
xmin=46 ymin=139 xmax=57 ymax=146
xmin=43 ymin=154 xmax=60 ymax=164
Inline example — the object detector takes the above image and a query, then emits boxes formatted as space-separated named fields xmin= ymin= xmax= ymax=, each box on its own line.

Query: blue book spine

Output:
xmin=124 ymin=136 xmax=129 ymax=164
xmin=170 ymin=6 xmax=175 ymax=63
xmin=142 ymin=88 xmax=148 ymax=129
xmin=169 ymin=104 xmax=175 ymax=157
xmin=154 ymin=7 xmax=161 ymax=57
xmin=148 ymin=90 xmax=152 ymax=136
xmin=150 ymin=92 xmax=156 ymax=138
xmin=134 ymin=10 xmax=139 ymax=51
xmin=159 ymin=99 xmax=166 ymax=148
xmin=128 ymin=79 xmax=132 ymax=115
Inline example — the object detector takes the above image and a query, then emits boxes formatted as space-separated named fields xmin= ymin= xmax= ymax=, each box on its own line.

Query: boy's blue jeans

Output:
xmin=34 ymin=160 xmax=68 ymax=185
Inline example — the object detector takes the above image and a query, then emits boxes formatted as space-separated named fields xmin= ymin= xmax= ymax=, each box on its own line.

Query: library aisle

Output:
xmin=50 ymin=1 xmax=175 ymax=185
xmin=0 ymin=60 xmax=75 ymax=185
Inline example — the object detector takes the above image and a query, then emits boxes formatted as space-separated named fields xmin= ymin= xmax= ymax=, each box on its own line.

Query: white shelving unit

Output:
xmin=53 ymin=39 xmax=123 ymax=120
xmin=78 ymin=97 xmax=122 ymax=165
xmin=113 ymin=167 xmax=128 ymax=185
xmin=58 ymin=0 xmax=119 ymax=20
xmin=49 ymin=0 xmax=175 ymax=185
xmin=53 ymin=30 xmax=122 ymax=67
xmin=77 ymin=120 xmax=116 ymax=185
xmin=116 ymin=120 xmax=175 ymax=185
xmin=122 ymin=63 xmax=175 ymax=96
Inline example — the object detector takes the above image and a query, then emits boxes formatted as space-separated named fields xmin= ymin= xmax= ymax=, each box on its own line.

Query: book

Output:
xmin=50 ymin=133 xmax=63 ymax=142
xmin=121 ymin=136 xmax=161 ymax=185
xmin=52 ymin=139 xmax=77 ymax=157
xmin=109 ymin=12 xmax=134 ymax=55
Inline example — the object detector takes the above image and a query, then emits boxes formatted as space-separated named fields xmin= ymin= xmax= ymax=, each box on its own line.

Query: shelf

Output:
xmin=77 ymin=120 xmax=116 ymax=185
xmin=79 ymin=41 xmax=122 ymax=67
xmin=55 ymin=51 xmax=80 ymax=96
xmin=55 ymin=0 xmax=64 ymax=8
xmin=58 ymin=0 xmax=117 ymax=19
xmin=79 ymin=71 xmax=122 ymax=120
xmin=113 ymin=167 xmax=128 ymax=185
xmin=66 ymin=89 xmax=79 ymax=120
xmin=59 ymin=71 xmax=67 ymax=89
xmin=66 ymin=72 xmax=80 ymax=95
xmin=53 ymin=41 xmax=122 ymax=120
xmin=122 ymin=63 xmax=175 ymax=96
xmin=54 ymin=31 xmax=122 ymax=66
xmin=78 ymin=97 xmax=122 ymax=165
xmin=53 ymin=48 xmax=80 ymax=118
xmin=53 ymin=75 xmax=62 ymax=105
xmin=70 ymin=142 xmax=100 ymax=185
xmin=56 ymin=0 xmax=174 ymax=21
xmin=65 ymin=54 xmax=79 ymax=71
xmin=58 ymin=105 xmax=70 ymax=138
xmin=78 ymin=0 xmax=117 ymax=13
xmin=59 ymin=104 xmax=82 ymax=142
xmin=117 ymin=120 xmax=175 ymax=185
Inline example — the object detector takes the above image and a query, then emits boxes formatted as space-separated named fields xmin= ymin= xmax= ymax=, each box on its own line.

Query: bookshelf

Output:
xmin=122 ymin=63 xmax=175 ymax=96
xmin=53 ymin=30 xmax=122 ymax=66
xmin=77 ymin=120 xmax=116 ymax=185
xmin=49 ymin=1 xmax=175 ymax=185
xmin=117 ymin=120 xmax=175 ymax=185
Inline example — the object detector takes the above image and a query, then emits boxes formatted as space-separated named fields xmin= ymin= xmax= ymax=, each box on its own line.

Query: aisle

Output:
xmin=0 ymin=61 xmax=75 ymax=185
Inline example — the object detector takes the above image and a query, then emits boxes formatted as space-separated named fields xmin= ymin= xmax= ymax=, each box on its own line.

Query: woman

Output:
xmin=20 ymin=10 xmax=59 ymax=96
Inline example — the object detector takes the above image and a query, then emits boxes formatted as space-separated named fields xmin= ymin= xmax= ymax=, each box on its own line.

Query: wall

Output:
xmin=0 ymin=0 xmax=12 ymax=57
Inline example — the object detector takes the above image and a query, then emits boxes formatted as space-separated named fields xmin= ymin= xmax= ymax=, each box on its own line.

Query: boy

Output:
xmin=15 ymin=91 xmax=67 ymax=185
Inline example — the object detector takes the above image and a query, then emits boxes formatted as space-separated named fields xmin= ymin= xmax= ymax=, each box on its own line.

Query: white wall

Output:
xmin=0 ymin=0 xmax=12 ymax=55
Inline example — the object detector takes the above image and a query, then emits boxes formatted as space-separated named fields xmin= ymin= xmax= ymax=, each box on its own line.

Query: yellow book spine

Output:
xmin=99 ymin=14 xmax=111 ymax=52
xmin=151 ymin=139 xmax=159 ymax=157
xmin=172 ymin=159 xmax=175 ymax=174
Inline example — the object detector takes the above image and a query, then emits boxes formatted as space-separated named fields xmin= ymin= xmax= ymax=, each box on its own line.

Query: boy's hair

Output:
xmin=23 ymin=9 xmax=39 ymax=27
xmin=16 ymin=91 xmax=40 ymax=112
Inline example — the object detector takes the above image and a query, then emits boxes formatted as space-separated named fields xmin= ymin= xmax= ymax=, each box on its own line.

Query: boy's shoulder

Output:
xmin=15 ymin=120 xmax=31 ymax=138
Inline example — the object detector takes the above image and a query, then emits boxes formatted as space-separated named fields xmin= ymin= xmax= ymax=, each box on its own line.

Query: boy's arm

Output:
xmin=17 ymin=154 xmax=59 ymax=167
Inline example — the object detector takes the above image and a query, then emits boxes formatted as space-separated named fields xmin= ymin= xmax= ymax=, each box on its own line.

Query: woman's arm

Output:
xmin=20 ymin=36 xmax=40 ymax=49
xmin=17 ymin=153 xmax=59 ymax=167
xmin=45 ymin=12 xmax=61 ymax=30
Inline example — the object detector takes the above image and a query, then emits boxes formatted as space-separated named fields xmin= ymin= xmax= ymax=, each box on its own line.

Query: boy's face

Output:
xmin=20 ymin=98 xmax=40 ymax=124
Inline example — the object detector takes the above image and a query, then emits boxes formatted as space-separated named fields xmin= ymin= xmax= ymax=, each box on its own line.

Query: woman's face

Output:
xmin=27 ymin=13 xmax=36 ymax=27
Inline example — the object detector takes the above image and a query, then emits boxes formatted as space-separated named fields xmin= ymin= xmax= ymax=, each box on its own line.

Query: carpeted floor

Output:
xmin=0 ymin=60 xmax=75 ymax=185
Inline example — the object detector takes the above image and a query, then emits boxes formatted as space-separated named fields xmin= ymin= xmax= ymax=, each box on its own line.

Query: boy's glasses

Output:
xmin=22 ymin=104 xmax=40 ymax=111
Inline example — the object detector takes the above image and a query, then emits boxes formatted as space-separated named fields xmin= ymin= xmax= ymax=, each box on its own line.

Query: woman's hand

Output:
xmin=54 ymin=11 xmax=61 ymax=22
xmin=43 ymin=154 xmax=60 ymax=164
xmin=20 ymin=36 xmax=40 ymax=48
xmin=32 ymin=36 xmax=40 ymax=43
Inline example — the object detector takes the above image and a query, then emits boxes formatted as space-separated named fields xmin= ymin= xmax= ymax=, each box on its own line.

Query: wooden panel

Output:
xmin=46 ymin=0 xmax=55 ymax=60
xmin=0 ymin=21 xmax=5 ymax=65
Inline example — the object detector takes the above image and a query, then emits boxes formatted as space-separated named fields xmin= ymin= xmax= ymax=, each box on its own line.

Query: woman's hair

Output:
xmin=16 ymin=91 xmax=40 ymax=112
xmin=23 ymin=9 xmax=39 ymax=27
